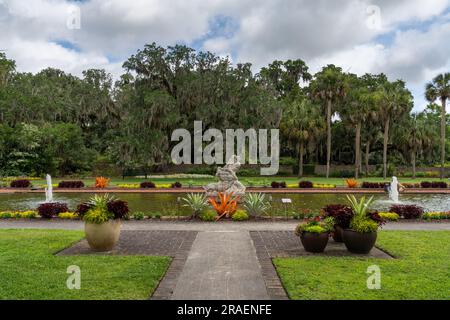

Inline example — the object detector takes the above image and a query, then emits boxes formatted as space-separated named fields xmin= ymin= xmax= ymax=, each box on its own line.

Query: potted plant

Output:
xmin=295 ymin=216 xmax=334 ymax=253
xmin=323 ymin=204 xmax=354 ymax=242
xmin=343 ymin=195 xmax=384 ymax=254
xmin=76 ymin=194 xmax=129 ymax=251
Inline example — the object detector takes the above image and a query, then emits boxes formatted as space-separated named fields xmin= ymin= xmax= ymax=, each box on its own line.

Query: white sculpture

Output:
xmin=389 ymin=176 xmax=399 ymax=203
xmin=204 ymin=155 xmax=246 ymax=198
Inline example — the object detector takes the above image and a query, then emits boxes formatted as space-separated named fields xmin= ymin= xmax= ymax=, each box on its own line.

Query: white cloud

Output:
xmin=0 ymin=0 xmax=449 ymax=110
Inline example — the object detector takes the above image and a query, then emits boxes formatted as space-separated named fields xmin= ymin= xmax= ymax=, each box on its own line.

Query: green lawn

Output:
xmin=0 ymin=230 xmax=170 ymax=300
xmin=8 ymin=176 xmax=448 ymax=188
xmin=274 ymin=231 xmax=450 ymax=300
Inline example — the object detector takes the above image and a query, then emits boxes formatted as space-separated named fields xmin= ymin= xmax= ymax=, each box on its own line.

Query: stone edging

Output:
xmin=250 ymin=232 xmax=289 ymax=300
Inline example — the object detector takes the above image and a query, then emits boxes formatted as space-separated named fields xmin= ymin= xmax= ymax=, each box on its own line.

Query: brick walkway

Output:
xmin=171 ymin=231 xmax=270 ymax=300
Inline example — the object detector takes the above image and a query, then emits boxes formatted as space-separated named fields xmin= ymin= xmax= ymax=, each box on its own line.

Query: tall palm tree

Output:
xmin=339 ymin=75 xmax=378 ymax=178
xmin=282 ymin=96 xmax=322 ymax=177
xmin=309 ymin=65 xmax=349 ymax=178
xmin=425 ymin=73 xmax=450 ymax=178
xmin=374 ymin=79 xmax=413 ymax=179
xmin=396 ymin=114 xmax=434 ymax=178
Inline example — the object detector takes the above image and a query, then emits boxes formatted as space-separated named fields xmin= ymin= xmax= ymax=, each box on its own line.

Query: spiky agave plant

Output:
xmin=346 ymin=195 xmax=380 ymax=233
xmin=182 ymin=193 xmax=209 ymax=219
xmin=88 ymin=194 xmax=116 ymax=211
xmin=346 ymin=195 xmax=374 ymax=218
xmin=243 ymin=193 xmax=271 ymax=217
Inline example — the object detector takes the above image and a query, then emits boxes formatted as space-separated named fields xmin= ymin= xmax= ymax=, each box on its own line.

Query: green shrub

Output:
xmin=83 ymin=207 xmax=110 ymax=224
xmin=133 ymin=211 xmax=145 ymax=220
xmin=302 ymin=225 xmax=326 ymax=233
xmin=232 ymin=210 xmax=249 ymax=221
xmin=199 ymin=210 xmax=217 ymax=222
xmin=295 ymin=217 xmax=334 ymax=235
xmin=379 ymin=212 xmax=400 ymax=221
xmin=237 ymin=168 xmax=260 ymax=177
xmin=423 ymin=212 xmax=450 ymax=220
xmin=349 ymin=217 xmax=379 ymax=233
xmin=330 ymin=170 xmax=354 ymax=178
xmin=0 ymin=212 xmax=12 ymax=219
xmin=153 ymin=213 xmax=162 ymax=219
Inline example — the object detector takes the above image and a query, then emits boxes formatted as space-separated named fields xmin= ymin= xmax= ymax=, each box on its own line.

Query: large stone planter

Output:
xmin=343 ymin=229 xmax=377 ymax=254
xmin=300 ymin=232 xmax=329 ymax=253
xmin=85 ymin=220 xmax=121 ymax=252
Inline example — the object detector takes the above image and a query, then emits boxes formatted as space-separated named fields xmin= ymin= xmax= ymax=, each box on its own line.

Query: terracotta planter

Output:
xmin=343 ymin=229 xmax=377 ymax=254
xmin=85 ymin=220 xmax=121 ymax=252
xmin=332 ymin=225 xmax=344 ymax=242
xmin=300 ymin=232 xmax=329 ymax=253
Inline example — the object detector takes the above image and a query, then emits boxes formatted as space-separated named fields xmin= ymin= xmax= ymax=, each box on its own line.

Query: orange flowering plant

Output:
xmin=345 ymin=179 xmax=358 ymax=188
xmin=95 ymin=177 xmax=110 ymax=189
xmin=209 ymin=192 xmax=238 ymax=221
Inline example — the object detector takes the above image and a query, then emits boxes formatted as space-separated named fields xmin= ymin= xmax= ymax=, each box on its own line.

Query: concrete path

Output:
xmin=1 ymin=220 xmax=450 ymax=231
xmin=171 ymin=231 xmax=269 ymax=300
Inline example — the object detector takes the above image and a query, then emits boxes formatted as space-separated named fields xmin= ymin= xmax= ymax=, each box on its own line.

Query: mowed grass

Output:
xmin=19 ymin=176 xmax=448 ymax=188
xmin=0 ymin=229 xmax=171 ymax=300
xmin=274 ymin=231 xmax=450 ymax=300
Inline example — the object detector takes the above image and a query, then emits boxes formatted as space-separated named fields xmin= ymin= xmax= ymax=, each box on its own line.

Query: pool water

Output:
xmin=0 ymin=192 xmax=448 ymax=215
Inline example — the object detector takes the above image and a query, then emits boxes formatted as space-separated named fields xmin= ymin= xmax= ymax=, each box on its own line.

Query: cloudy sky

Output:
xmin=1 ymin=0 xmax=449 ymax=111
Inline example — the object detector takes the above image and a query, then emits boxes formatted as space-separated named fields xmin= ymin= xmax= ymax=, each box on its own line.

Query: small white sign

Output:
xmin=281 ymin=198 xmax=292 ymax=204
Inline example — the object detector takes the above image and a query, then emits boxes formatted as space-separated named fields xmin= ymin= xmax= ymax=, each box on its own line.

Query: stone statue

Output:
xmin=204 ymin=155 xmax=246 ymax=198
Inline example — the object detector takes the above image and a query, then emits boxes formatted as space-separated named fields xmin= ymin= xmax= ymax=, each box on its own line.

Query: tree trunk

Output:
xmin=355 ymin=121 xmax=361 ymax=179
xmin=383 ymin=117 xmax=390 ymax=179
xmin=298 ymin=140 xmax=304 ymax=177
xmin=365 ymin=140 xmax=370 ymax=177
xmin=411 ymin=149 xmax=416 ymax=179
xmin=326 ymin=99 xmax=332 ymax=179
xmin=440 ymin=98 xmax=447 ymax=179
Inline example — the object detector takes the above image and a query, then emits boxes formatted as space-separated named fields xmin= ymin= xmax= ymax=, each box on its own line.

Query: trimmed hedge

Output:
xmin=58 ymin=181 xmax=84 ymax=188
xmin=389 ymin=204 xmax=424 ymax=219
xmin=271 ymin=181 xmax=287 ymax=188
xmin=140 ymin=181 xmax=156 ymax=188
xmin=421 ymin=181 xmax=448 ymax=188
xmin=171 ymin=182 xmax=183 ymax=188
xmin=37 ymin=202 xmax=69 ymax=219
xmin=10 ymin=179 xmax=31 ymax=188
xmin=299 ymin=181 xmax=313 ymax=188
xmin=361 ymin=182 xmax=385 ymax=189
